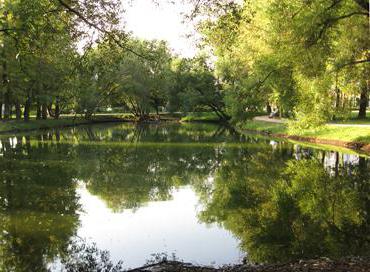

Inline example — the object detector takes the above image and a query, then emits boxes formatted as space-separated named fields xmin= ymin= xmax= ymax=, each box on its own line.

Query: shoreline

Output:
xmin=0 ymin=119 xmax=128 ymax=135
xmin=128 ymin=257 xmax=370 ymax=272
xmin=0 ymin=116 xmax=179 ymax=136
xmin=1 ymin=117 xmax=370 ymax=155
xmin=242 ymin=128 xmax=370 ymax=154
xmin=240 ymin=119 xmax=370 ymax=155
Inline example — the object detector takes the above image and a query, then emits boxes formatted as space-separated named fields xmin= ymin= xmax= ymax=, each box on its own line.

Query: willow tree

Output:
xmin=114 ymin=40 xmax=173 ymax=120
xmin=198 ymin=0 xmax=369 ymax=125
xmin=0 ymin=0 xmax=130 ymax=121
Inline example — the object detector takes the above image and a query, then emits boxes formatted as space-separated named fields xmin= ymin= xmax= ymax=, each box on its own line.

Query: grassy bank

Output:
xmin=181 ymin=112 xmax=221 ymax=122
xmin=0 ymin=119 xmax=87 ymax=133
xmin=0 ymin=114 xmax=133 ymax=134
xmin=181 ymin=111 xmax=266 ymax=122
xmin=241 ymin=120 xmax=370 ymax=152
xmin=0 ymin=113 xmax=184 ymax=135
xmin=332 ymin=110 xmax=370 ymax=125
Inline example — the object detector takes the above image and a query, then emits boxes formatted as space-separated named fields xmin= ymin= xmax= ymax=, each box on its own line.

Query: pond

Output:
xmin=0 ymin=123 xmax=369 ymax=270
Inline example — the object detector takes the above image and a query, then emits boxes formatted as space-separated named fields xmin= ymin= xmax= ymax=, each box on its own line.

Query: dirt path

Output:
xmin=253 ymin=116 xmax=285 ymax=124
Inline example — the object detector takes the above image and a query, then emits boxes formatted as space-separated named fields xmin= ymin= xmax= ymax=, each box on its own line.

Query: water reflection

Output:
xmin=76 ymin=184 xmax=242 ymax=268
xmin=0 ymin=123 xmax=368 ymax=270
xmin=0 ymin=134 xmax=80 ymax=271
xmin=198 ymin=143 xmax=370 ymax=263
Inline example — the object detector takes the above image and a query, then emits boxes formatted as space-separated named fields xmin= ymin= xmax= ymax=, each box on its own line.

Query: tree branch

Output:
xmin=307 ymin=11 xmax=368 ymax=47
xmin=353 ymin=0 xmax=369 ymax=11
xmin=336 ymin=58 xmax=370 ymax=69
xmin=56 ymin=0 xmax=149 ymax=59
xmin=0 ymin=28 xmax=23 ymax=33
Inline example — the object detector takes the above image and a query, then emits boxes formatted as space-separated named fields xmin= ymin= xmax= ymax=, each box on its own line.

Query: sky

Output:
xmin=122 ymin=0 xmax=199 ymax=57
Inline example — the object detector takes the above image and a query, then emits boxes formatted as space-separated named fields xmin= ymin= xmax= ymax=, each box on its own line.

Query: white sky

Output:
xmin=122 ymin=0 xmax=199 ymax=57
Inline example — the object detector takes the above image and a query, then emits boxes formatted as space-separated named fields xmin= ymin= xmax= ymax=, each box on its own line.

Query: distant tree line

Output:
xmin=0 ymin=0 xmax=368 ymax=126
xmin=0 ymin=0 xmax=227 ymax=122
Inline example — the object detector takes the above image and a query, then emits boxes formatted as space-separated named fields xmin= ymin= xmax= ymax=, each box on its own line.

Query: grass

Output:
xmin=294 ymin=126 xmax=370 ymax=143
xmin=0 ymin=114 xmax=135 ymax=134
xmin=240 ymin=120 xmax=287 ymax=134
xmin=0 ymin=112 xmax=184 ymax=134
xmin=0 ymin=119 xmax=87 ymax=133
xmin=181 ymin=111 xmax=266 ymax=122
xmin=331 ymin=110 xmax=370 ymax=124
xmin=181 ymin=112 xmax=221 ymax=122
xmin=241 ymin=120 xmax=370 ymax=145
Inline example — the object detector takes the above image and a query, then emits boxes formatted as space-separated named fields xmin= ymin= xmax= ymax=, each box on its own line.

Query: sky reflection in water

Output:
xmin=0 ymin=123 xmax=368 ymax=270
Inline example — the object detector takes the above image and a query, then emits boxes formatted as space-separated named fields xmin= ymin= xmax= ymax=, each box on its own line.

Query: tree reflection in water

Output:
xmin=198 ymin=143 xmax=370 ymax=263
xmin=0 ymin=123 xmax=368 ymax=270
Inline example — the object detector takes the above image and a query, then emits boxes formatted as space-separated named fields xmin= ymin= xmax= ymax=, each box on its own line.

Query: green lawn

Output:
xmin=0 ymin=119 xmax=88 ymax=133
xmin=181 ymin=111 xmax=266 ymax=122
xmin=0 ymin=114 xmax=134 ymax=134
xmin=181 ymin=112 xmax=221 ymax=122
xmin=241 ymin=120 xmax=370 ymax=144
xmin=0 ymin=112 xmax=184 ymax=134
xmin=331 ymin=110 xmax=370 ymax=124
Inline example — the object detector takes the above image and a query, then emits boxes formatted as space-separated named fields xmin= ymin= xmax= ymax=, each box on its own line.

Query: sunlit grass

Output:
xmin=240 ymin=120 xmax=287 ymax=134
xmin=331 ymin=110 xmax=370 ymax=124
xmin=241 ymin=120 xmax=370 ymax=144
xmin=0 ymin=114 xmax=134 ymax=134
xmin=181 ymin=112 xmax=221 ymax=122
xmin=0 ymin=119 xmax=87 ymax=133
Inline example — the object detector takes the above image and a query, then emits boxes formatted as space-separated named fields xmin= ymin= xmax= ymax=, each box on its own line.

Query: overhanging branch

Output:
xmin=307 ymin=11 xmax=368 ymax=47
xmin=336 ymin=58 xmax=370 ymax=69
xmin=56 ymin=0 xmax=149 ymax=59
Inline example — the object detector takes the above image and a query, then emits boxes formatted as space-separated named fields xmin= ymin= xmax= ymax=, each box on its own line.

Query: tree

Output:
xmin=198 ymin=0 xmax=369 ymax=125
xmin=172 ymin=56 xmax=230 ymax=120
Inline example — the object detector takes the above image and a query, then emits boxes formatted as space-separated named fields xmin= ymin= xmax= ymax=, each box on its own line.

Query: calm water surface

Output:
xmin=0 ymin=123 xmax=369 ymax=270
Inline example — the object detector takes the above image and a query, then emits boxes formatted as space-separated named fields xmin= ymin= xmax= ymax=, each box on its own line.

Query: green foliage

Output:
xmin=171 ymin=55 xmax=229 ymax=120
xmin=0 ymin=0 xmax=368 ymax=127
xmin=199 ymin=0 xmax=369 ymax=126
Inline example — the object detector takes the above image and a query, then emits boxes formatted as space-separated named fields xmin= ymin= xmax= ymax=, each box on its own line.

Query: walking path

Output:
xmin=253 ymin=116 xmax=370 ymax=127
xmin=253 ymin=116 xmax=286 ymax=124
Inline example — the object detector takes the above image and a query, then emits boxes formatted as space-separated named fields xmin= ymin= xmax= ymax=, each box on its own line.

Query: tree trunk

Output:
xmin=332 ymin=87 xmax=341 ymax=120
xmin=2 ymin=54 xmax=10 ymax=120
xmin=41 ymin=104 xmax=48 ymax=120
xmin=55 ymin=130 xmax=60 ymax=141
xmin=358 ymin=84 xmax=368 ymax=119
xmin=278 ymin=106 xmax=282 ymax=118
xmin=36 ymin=102 xmax=42 ymax=120
xmin=55 ymin=98 xmax=60 ymax=120
xmin=15 ymin=103 xmax=21 ymax=120
xmin=0 ymin=103 xmax=2 ymax=120
xmin=47 ymin=104 xmax=55 ymax=118
xmin=266 ymin=102 xmax=272 ymax=115
xmin=335 ymin=88 xmax=341 ymax=109
xmin=24 ymin=97 xmax=31 ymax=121
xmin=266 ymin=103 xmax=272 ymax=115
xmin=3 ymin=100 xmax=10 ymax=120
